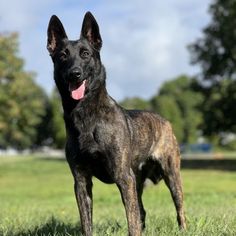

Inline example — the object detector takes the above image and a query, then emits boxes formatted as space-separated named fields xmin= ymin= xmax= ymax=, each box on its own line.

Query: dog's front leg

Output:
xmin=73 ymin=169 xmax=93 ymax=236
xmin=116 ymin=169 xmax=142 ymax=236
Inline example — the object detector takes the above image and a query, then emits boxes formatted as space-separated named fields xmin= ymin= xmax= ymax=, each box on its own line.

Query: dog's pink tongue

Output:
xmin=71 ymin=80 xmax=86 ymax=100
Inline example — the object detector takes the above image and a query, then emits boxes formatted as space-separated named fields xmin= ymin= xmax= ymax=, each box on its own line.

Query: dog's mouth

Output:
xmin=69 ymin=80 xmax=86 ymax=100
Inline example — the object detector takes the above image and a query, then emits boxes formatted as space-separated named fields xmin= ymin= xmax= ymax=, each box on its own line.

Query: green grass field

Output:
xmin=0 ymin=157 xmax=235 ymax=236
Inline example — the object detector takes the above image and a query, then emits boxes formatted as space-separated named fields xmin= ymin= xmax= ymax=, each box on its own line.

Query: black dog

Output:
xmin=47 ymin=12 xmax=186 ymax=236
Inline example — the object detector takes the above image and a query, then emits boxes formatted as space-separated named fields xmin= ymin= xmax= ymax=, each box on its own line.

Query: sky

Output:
xmin=0 ymin=0 xmax=212 ymax=101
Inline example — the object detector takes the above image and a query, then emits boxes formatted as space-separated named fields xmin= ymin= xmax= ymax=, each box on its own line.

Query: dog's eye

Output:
xmin=80 ymin=49 xmax=90 ymax=59
xmin=59 ymin=50 xmax=69 ymax=61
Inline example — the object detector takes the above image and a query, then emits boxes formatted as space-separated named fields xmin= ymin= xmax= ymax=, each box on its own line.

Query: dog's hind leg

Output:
xmin=136 ymin=178 xmax=146 ymax=230
xmin=161 ymin=152 xmax=186 ymax=230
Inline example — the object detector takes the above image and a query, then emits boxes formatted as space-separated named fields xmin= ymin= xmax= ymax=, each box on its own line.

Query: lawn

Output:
xmin=0 ymin=156 xmax=235 ymax=235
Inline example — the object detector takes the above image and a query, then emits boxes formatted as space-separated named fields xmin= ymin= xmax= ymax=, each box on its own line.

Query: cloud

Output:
xmin=0 ymin=0 xmax=211 ymax=100
xmin=99 ymin=0 xmax=211 ymax=99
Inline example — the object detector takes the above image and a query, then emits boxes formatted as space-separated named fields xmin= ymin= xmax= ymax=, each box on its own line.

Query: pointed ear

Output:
xmin=47 ymin=15 xmax=67 ymax=56
xmin=80 ymin=12 xmax=102 ymax=51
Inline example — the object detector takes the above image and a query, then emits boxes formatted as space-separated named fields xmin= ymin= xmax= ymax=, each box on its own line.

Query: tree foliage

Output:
xmin=189 ymin=0 xmax=236 ymax=143
xmin=195 ymin=79 xmax=236 ymax=136
xmin=120 ymin=97 xmax=151 ymax=110
xmin=120 ymin=76 xmax=204 ymax=144
xmin=151 ymin=95 xmax=184 ymax=142
xmin=0 ymin=33 xmax=47 ymax=149
xmin=151 ymin=75 xmax=203 ymax=143
xmin=50 ymin=88 xmax=66 ymax=148
xmin=189 ymin=0 xmax=236 ymax=80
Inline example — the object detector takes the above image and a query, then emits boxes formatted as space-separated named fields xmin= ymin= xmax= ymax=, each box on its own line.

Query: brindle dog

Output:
xmin=47 ymin=12 xmax=186 ymax=236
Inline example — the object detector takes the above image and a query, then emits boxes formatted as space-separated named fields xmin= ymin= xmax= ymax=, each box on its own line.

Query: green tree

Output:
xmin=151 ymin=95 xmax=184 ymax=142
xmin=50 ymin=88 xmax=66 ymax=148
xmin=195 ymin=79 xmax=236 ymax=138
xmin=120 ymin=97 xmax=151 ymax=110
xmin=34 ymin=100 xmax=53 ymax=147
xmin=0 ymin=33 xmax=47 ymax=149
xmin=189 ymin=0 xmax=236 ymax=143
xmin=151 ymin=75 xmax=203 ymax=143
xmin=189 ymin=0 xmax=236 ymax=80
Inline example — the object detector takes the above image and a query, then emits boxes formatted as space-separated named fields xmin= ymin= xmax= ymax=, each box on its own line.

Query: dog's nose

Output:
xmin=69 ymin=69 xmax=82 ymax=80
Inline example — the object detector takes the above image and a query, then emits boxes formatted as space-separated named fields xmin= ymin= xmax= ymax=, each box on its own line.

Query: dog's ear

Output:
xmin=47 ymin=15 xmax=68 ymax=56
xmin=81 ymin=12 xmax=102 ymax=51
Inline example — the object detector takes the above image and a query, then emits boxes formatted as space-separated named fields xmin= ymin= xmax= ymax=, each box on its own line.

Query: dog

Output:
xmin=47 ymin=12 xmax=186 ymax=236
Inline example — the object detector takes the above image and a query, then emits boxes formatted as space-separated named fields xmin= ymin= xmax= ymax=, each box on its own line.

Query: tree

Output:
xmin=50 ymin=88 xmax=66 ymax=148
xmin=151 ymin=75 xmax=203 ymax=143
xmin=34 ymin=99 xmax=53 ymax=148
xmin=189 ymin=0 xmax=236 ymax=80
xmin=0 ymin=33 xmax=47 ymax=149
xmin=120 ymin=97 xmax=151 ymax=110
xmin=151 ymin=95 xmax=184 ymax=142
xmin=195 ymin=79 xmax=236 ymax=137
xmin=120 ymin=76 xmax=203 ymax=144
xmin=189 ymin=0 xmax=236 ymax=143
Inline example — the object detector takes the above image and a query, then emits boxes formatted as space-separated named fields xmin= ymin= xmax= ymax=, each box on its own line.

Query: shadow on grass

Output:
xmin=39 ymin=156 xmax=236 ymax=171
xmin=5 ymin=217 xmax=123 ymax=236
xmin=182 ymin=159 xmax=236 ymax=171
xmin=37 ymin=156 xmax=66 ymax=162
xmin=5 ymin=217 xmax=81 ymax=236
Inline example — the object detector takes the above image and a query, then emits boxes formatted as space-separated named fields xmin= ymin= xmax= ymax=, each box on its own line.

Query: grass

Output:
xmin=0 ymin=157 xmax=236 ymax=235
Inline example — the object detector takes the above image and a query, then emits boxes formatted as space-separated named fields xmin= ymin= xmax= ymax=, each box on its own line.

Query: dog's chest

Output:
xmin=72 ymin=119 xmax=115 ymax=184
xmin=72 ymin=102 xmax=118 ymax=153
xmin=74 ymin=114 xmax=114 ymax=153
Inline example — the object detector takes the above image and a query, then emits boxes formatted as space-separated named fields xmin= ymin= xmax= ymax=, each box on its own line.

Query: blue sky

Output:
xmin=0 ymin=0 xmax=211 ymax=101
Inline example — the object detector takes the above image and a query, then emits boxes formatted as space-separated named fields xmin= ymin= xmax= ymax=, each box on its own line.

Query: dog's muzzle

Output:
xmin=68 ymin=68 xmax=82 ymax=82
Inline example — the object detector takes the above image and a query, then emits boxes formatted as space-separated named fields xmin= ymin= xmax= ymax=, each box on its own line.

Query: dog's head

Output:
xmin=47 ymin=12 xmax=103 ymax=100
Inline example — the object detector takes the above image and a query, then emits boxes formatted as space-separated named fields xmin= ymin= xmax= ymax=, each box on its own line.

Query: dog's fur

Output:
xmin=47 ymin=12 xmax=186 ymax=236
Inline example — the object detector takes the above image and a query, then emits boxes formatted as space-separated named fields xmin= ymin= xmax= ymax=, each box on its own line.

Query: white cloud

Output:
xmin=0 ymin=0 xmax=211 ymax=100
xmin=100 ymin=0 xmax=211 ymax=99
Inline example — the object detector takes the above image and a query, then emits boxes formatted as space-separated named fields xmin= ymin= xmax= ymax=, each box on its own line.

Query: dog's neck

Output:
xmin=70 ymin=66 xmax=113 ymax=140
